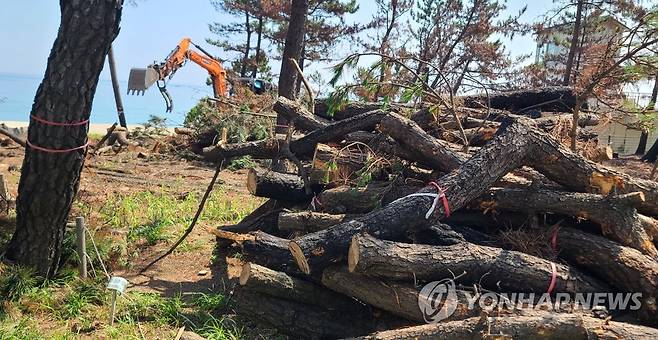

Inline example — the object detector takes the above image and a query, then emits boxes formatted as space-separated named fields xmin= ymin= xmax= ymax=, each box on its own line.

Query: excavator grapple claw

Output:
xmin=127 ymin=67 xmax=159 ymax=95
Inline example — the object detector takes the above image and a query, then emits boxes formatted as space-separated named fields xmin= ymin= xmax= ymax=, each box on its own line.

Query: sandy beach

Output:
xmin=1 ymin=120 xmax=150 ymax=134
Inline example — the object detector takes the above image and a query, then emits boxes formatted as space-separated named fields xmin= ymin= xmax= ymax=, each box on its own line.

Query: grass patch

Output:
xmin=0 ymin=266 xmax=38 ymax=302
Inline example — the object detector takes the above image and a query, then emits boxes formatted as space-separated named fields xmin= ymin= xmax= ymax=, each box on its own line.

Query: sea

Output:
xmin=0 ymin=72 xmax=212 ymax=127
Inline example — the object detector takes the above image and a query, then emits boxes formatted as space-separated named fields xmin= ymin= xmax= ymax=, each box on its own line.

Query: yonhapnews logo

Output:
xmin=417 ymin=278 xmax=458 ymax=323
xmin=417 ymin=279 xmax=643 ymax=323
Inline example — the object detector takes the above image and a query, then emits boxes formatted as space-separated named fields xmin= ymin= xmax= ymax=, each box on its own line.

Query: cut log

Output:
xmin=524 ymin=126 xmax=658 ymax=216
xmin=278 ymin=211 xmax=359 ymax=233
xmin=289 ymin=109 xmax=387 ymax=157
xmin=461 ymin=86 xmax=578 ymax=113
xmin=556 ymin=228 xmax=658 ymax=320
xmin=274 ymin=97 xmax=330 ymax=131
xmin=202 ymin=139 xmax=280 ymax=162
xmin=247 ymin=168 xmax=317 ymax=202
xmin=289 ymin=119 xmax=533 ymax=275
xmin=310 ymin=143 xmax=371 ymax=184
xmin=232 ymin=289 xmax=390 ymax=339
xmin=381 ymin=113 xmax=658 ymax=217
xmin=0 ymin=125 xmax=27 ymax=147
xmin=210 ymin=230 xmax=297 ymax=273
xmin=219 ymin=199 xmax=295 ymax=235
xmin=239 ymin=262 xmax=360 ymax=311
xmin=349 ymin=312 xmax=658 ymax=340
xmin=317 ymin=181 xmax=421 ymax=214
xmin=347 ymin=234 xmax=606 ymax=294
xmin=479 ymin=188 xmax=658 ymax=256
xmin=174 ymin=127 xmax=195 ymax=135
xmin=322 ymin=266 xmax=480 ymax=323
xmin=379 ymin=113 xmax=468 ymax=172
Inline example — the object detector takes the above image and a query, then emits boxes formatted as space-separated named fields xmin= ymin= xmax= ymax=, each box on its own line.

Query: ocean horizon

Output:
xmin=0 ymin=72 xmax=212 ymax=127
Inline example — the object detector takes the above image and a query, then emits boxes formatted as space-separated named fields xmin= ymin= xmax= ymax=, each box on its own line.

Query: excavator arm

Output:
xmin=127 ymin=38 xmax=228 ymax=112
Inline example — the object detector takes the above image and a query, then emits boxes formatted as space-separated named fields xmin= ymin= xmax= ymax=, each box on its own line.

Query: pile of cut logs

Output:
xmin=207 ymin=87 xmax=658 ymax=339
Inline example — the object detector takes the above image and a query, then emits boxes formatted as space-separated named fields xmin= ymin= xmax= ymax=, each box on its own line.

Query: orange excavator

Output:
xmin=128 ymin=38 xmax=269 ymax=112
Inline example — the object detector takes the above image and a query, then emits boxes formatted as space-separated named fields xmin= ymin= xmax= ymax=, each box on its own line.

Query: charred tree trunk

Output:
xmin=246 ymin=168 xmax=317 ymax=202
xmin=211 ymin=230 xmax=297 ymax=274
xmin=636 ymin=129 xmax=649 ymax=155
xmin=251 ymin=14 xmax=263 ymax=78
xmin=6 ymin=0 xmax=122 ymax=277
xmin=348 ymin=234 xmax=606 ymax=294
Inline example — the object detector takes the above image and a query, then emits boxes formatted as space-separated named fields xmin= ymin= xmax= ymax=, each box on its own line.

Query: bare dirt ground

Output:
xmin=0 ymin=136 xmax=268 ymax=338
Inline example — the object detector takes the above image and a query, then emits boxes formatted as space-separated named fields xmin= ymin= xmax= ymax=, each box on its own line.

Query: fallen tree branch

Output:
xmin=140 ymin=160 xmax=224 ymax=273
xmin=0 ymin=126 xmax=26 ymax=147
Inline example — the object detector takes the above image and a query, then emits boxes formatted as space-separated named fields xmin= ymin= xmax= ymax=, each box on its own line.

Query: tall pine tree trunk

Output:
xmin=563 ymin=0 xmax=584 ymax=86
xmin=5 ymin=0 xmax=123 ymax=278
xmin=276 ymin=0 xmax=309 ymax=132
xmin=241 ymin=12 xmax=252 ymax=77
xmin=251 ymin=15 xmax=263 ymax=78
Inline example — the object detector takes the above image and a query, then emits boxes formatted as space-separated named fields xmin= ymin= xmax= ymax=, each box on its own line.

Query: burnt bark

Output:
xmin=6 ymin=0 xmax=123 ymax=277
xmin=348 ymin=234 xmax=606 ymax=294
xmin=211 ymin=230 xmax=297 ymax=274
xmin=278 ymin=211 xmax=359 ymax=233
xmin=317 ymin=182 xmax=421 ymax=214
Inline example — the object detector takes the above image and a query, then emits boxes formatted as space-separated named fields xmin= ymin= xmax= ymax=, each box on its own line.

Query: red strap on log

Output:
xmin=429 ymin=181 xmax=450 ymax=218
xmin=31 ymin=115 xmax=89 ymax=127
xmin=547 ymin=262 xmax=558 ymax=294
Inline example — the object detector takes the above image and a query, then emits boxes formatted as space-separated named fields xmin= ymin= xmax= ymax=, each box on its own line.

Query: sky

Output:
xmin=0 ymin=0 xmax=555 ymax=88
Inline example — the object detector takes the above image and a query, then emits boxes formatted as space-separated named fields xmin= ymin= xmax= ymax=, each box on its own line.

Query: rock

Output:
xmin=180 ymin=331 xmax=206 ymax=340
xmin=197 ymin=270 xmax=208 ymax=276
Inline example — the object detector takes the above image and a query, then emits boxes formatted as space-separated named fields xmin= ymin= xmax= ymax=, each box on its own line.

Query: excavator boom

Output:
xmin=127 ymin=38 xmax=227 ymax=112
